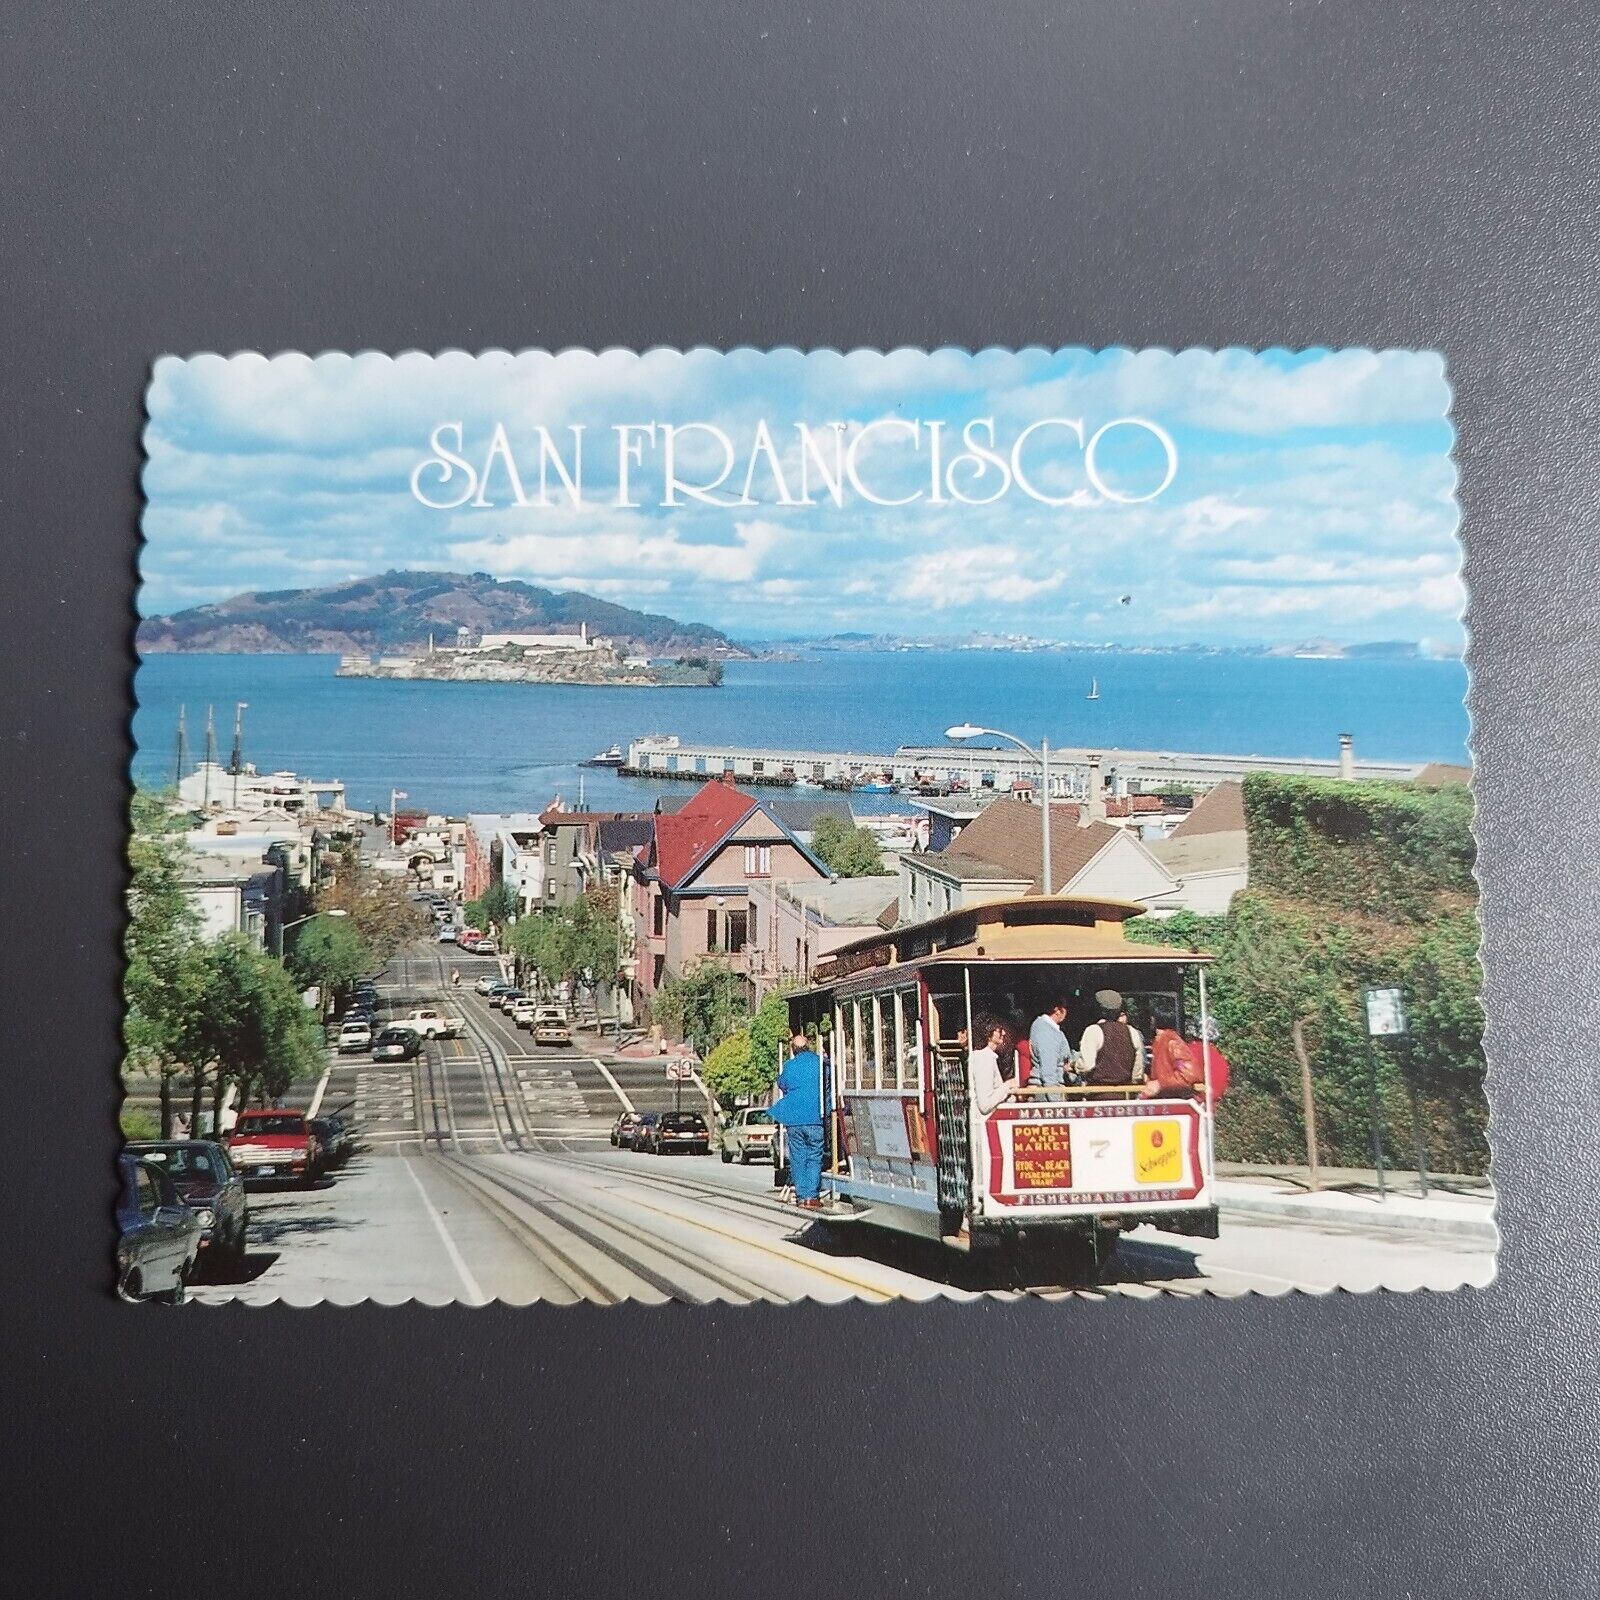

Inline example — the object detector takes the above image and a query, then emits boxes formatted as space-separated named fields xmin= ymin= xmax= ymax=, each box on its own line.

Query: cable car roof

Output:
xmin=799 ymin=894 xmax=1213 ymax=994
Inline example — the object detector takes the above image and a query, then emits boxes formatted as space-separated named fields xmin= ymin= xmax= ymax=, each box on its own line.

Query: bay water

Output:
xmin=133 ymin=650 xmax=1471 ymax=816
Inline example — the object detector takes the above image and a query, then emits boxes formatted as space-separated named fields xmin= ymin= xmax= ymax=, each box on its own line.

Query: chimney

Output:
xmin=1082 ymin=753 xmax=1106 ymax=826
xmin=1339 ymin=733 xmax=1354 ymax=781
xmin=722 ymin=768 xmax=736 ymax=787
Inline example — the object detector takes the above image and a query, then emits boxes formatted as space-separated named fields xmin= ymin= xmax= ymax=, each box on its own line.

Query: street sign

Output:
xmin=665 ymin=1059 xmax=696 ymax=1082
xmin=1364 ymin=987 xmax=1407 ymax=1036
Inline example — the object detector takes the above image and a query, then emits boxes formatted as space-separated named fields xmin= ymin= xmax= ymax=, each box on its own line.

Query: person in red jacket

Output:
xmin=1141 ymin=1016 xmax=1231 ymax=1103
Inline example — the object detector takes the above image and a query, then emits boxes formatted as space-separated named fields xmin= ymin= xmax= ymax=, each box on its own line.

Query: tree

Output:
xmin=748 ymin=989 xmax=792 ymax=1089
xmin=653 ymin=960 xmax=750 ymax=1057
xmin=507 ymin=887 xmax=620 ymax=1001
xmin=479 ymin=880 xmax=519 ymax=929
xmin=810 ymin=815 xmax=883 ymax=877
xmin=125 ymin=790 xmax=203 ymax=1135
xmin=318 ymin=865 xmax=429 ymax=963
xmin=287 ymin=915 xmax=374 ymax=1002
xmin=702 ymin=1029 xmax=757 ymax=1105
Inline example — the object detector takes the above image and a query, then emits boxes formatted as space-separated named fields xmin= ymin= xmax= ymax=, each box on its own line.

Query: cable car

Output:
xmin=783 ymin=896 xmax=1219 ymax=1263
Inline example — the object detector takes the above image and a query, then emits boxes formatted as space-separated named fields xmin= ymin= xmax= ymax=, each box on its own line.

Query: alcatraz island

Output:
xmin=135 ymin=570 xmax=740 ymax=687
xmin=336 ymin=624 xmax=723 ymax=687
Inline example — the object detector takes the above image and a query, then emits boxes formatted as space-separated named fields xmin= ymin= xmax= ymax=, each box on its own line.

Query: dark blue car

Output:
xmin=116 ymin=1152 xmax=202 ymax=1304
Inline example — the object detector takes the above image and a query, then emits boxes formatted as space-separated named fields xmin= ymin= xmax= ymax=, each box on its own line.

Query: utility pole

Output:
xmin=1040 ymin=738 xmax=1052 ymax=894
xmin=173 ymin=704 xmax=187 ymax=790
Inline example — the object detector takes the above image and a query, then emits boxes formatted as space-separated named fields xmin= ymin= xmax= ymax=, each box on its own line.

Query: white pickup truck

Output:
xmin=394 ymin=1007 xmax=466 ymax=1040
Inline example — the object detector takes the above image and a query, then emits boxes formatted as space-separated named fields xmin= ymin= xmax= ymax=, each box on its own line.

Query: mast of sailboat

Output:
xmin=1087 ymin=677 xmax=1100 ymax=701
xmin=173 ymin=704 xmax=188 ymax=790
xmin=202 ymin=705 xmax=216 ymax=809
xmin=230 ymin=701 xmax=248 ymax=809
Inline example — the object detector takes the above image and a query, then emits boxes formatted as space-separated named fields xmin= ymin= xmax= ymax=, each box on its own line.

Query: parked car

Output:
xmin=510 ymin=997 xmax=540 ymax=1028
xmin=533 ymin=1007 xmax=572 ymax=1046
xmin=623 ymin=1112 xmax=658 ymax=1151
xmin=116 ymin=1153 xmax=202 ymax=1303
xmin=437 ymin=925 xmax=458 ymax=943
xmin=336 ymin=1018 xmax=373 ymax=1053
xmin=126 ymin=1140 xmax=247 ymax=1269
xmin=642 ymin=1111 xmax=710 ymax=1155
xmin=474 ymin=974 xmax=503 ymax=995
xmin=320 ymin=1113 xmax=354 ymax=1160
xmin=474 ymin=938 xmax=499 ymax=956
xmin=371 ymin=1026 xmax=422 ymax=1062
xmin=718 ymin=1107 xmax=776 ymax=1165
xmin=491 ymin=987 xmax=526 ymax=1012
xmin=611 ymin=1111 xmax=643 ymax=1148
xmin=227 ymin=1110 xmax=321 ymax=1185
xmin=308 ymin=1116 xmax=352 ymax=1168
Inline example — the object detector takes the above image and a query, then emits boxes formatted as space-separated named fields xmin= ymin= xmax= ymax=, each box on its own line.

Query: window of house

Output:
xmin=652 ymin=955 xmax=664 ymax=987
xmin=652 ymin=898 xmax=665 ymax=937
xmin=706 ymin=908 xmax=719 ymax=949
xmin=726 ymin=909 xmax=748 ymax=954
xmin=744 ymin=844 xmax=771 ymax=877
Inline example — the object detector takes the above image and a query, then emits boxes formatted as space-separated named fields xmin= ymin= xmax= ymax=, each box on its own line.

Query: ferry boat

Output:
xmin=582 ymin=743 xmax=625 ymax=768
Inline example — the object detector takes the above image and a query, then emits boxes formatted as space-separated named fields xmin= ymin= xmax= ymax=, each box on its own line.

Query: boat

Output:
xmin=582 ymin=744 xmax=625 ymax=768
xmin=1087 ymin=678 xmax=1101 ymax=701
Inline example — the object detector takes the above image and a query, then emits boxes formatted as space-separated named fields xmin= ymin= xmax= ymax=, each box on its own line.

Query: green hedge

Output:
xmin=1127 ymin=774 xmax=1486 ymax=1175
xmin=1242 ymin=773 xmax=1476 ymax=919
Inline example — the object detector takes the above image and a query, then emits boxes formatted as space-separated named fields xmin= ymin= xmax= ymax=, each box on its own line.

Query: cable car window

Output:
xmin=838 ymin=1002 xmax=860 ymax=1089
xmin=870 ymin=996 xmax=886 ymax=1089
xmin=896 ymin=988 xmax=923 ymax=1092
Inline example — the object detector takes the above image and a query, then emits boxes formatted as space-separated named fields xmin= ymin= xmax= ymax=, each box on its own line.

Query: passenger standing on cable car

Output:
xmin=1078 ymin=990 xmax=1146 ymax=1086
xmin=771 ymin=1028 xmax=829 ymax=1211
xmin=1027 ymin=999 xmax=1071 ymax=1095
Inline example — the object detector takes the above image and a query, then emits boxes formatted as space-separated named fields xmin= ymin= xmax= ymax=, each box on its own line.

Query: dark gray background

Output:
xmin=3 ymin=2 xmax=1596 ymax=1594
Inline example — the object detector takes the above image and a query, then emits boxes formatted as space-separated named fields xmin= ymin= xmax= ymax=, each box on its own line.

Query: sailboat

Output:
xmin=1087 ymin=677 xmax=1101 ymax=701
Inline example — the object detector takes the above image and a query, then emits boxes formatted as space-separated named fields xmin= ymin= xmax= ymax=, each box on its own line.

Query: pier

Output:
xmin=621 ymin=734 xmax=1422 ymax=795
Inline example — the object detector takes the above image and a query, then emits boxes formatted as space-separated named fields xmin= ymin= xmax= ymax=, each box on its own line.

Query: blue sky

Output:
xmin=142 ymin=347 xmax=1461 ymax=649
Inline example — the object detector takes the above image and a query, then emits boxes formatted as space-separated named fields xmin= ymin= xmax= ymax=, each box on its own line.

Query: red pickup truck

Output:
xmin=227 ymin=1110 xmax=320 ymax=1185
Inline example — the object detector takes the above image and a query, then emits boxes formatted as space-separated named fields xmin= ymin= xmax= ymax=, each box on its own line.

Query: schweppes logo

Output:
xmin=1133 ymin=1120 xmax=1183 ymax=1186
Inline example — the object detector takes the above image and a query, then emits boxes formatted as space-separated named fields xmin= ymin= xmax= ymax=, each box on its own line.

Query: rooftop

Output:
xmin=775 ymin=875 xmax=900 ymax=926
xmin=1168 ymin=781 xmax=1246 ymax=839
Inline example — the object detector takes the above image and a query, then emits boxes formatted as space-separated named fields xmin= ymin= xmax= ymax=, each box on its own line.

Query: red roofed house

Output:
xmin=630 ymin=776 xmax=829 ymax=1015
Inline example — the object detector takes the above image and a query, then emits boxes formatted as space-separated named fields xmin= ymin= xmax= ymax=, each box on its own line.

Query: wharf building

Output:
xmin=622 ymin=732 xmax=1420 ymax=794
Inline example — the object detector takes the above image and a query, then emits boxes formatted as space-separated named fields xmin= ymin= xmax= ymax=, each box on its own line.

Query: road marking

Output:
xmin=305 ymin=1061 xmax=335 ymax=1118
xmin=590 ymin=1058 xmax=635 ymax=1113
xmin=400 ymin=1155 xmax=487 ymax=1306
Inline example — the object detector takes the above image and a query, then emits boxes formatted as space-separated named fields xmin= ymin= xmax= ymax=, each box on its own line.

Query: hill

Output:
xmin=136 ymin=571 xmax=743 ymax=657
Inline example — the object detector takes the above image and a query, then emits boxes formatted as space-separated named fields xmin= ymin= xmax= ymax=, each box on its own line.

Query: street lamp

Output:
xmin=945 ymin=723 xmax=1053 ymax=895
xmin=274 ymin=906 xmax=347 ymax=959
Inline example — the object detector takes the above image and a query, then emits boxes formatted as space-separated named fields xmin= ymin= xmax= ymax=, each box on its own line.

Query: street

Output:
xmin=194 ymin=943 xmax=1494 ymax=1306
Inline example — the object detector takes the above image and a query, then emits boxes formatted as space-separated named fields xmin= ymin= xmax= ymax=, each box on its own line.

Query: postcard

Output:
xmin=124 ymin=347 xmax=1491 ymax=1304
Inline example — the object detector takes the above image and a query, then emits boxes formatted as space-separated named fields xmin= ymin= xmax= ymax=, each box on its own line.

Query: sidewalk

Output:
xmin=1215 ymin=1161 xmax=1497 ymax=1246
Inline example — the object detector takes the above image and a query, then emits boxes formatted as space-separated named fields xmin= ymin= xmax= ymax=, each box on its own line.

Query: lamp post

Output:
xmin=946 ymin=724 xmax=1052 ymax=894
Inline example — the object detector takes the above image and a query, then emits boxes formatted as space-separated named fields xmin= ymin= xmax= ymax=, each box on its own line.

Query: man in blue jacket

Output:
xmin=770 ymin=1028 xmax=830 ymax=1210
